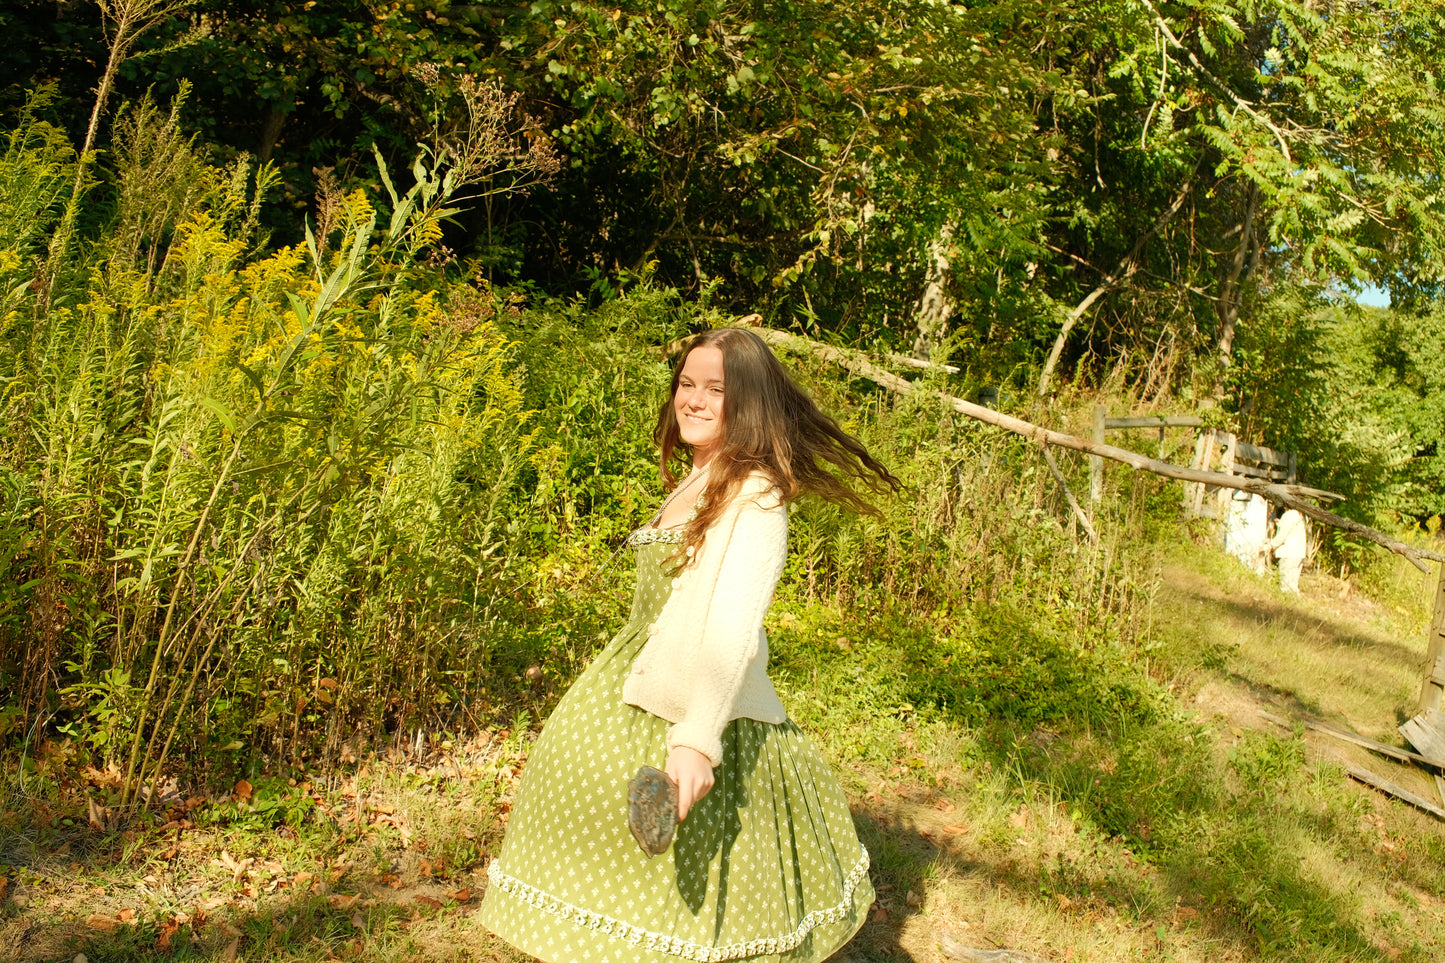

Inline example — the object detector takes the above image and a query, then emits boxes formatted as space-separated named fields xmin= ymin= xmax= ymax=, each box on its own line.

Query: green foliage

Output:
xmin=200 ymin=776 xmax=317 ymax=830
xmin=0 ymin=88 xmax=545 ymax=808
xmin=1235 ymin=293 xmax=1445 ymax=527
xmin=0 ymin=86 xmax=74 ymax=313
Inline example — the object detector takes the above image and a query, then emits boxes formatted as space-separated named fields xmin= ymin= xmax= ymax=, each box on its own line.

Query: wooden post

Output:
xmin=1183 ymin=430 xmax=1206 ymax=516
xmin=1187 ymin=429 xmax=1217 ymax=517
xmin=1287 ymin=450 xmax=1298 ymax=485
xmin=1215 ymin=431 xmax=1238 ymax=522
xmin=1090 ymin=405 xmax=1106 ymax=508
xmin=1420 ymin=565 xmax=1445 ymax=714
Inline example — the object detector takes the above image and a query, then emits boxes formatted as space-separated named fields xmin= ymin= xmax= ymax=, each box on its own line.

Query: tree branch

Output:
xmin=1037 ymin=164 xmax=1197 ymax=395
xmin=750 ymin=327 xmax=1445 ymax=572
xmin=1136 ymin=0 xmax=1293 ymax=165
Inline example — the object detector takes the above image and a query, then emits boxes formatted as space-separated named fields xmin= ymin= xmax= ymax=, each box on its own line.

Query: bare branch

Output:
xmin=1038 ymin=163 xmax=1198 ymax=395
xmin=751 ymin=327 xmax=1445 ymax=572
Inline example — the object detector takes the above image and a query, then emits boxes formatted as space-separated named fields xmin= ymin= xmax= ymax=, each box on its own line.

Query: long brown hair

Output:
xmin=655 ymin=328 xmax=901 ymax=563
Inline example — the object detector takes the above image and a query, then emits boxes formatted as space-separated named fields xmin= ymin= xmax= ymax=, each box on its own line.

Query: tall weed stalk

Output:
xmin=1 ymin=86 xmax=545 ymax=812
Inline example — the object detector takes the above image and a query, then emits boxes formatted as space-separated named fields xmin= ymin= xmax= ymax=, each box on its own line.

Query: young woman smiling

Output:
xmin=479 ymin=327 xmax=900 ymax=963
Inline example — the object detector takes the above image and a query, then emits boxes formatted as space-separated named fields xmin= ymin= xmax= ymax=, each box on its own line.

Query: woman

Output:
xmin=479 ymin=328 xmax=900 ymax=963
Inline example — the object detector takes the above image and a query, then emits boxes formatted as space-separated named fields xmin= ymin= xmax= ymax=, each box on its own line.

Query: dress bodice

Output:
xmin=623 ymin=528 xmax=683 ymax=627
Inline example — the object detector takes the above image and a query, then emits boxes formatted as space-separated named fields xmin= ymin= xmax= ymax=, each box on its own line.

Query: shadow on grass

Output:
xmin=0 ymin=751 xmax=1414 ymax=963
xmin=1181 ymin=583 xmax=1415 ymax=655
xmin=963 ymin=728 xmax=1404 ymax=963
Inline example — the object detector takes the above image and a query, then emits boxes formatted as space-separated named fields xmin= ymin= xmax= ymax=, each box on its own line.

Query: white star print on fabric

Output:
xmin=477 ymin=535 xmax=874 ymax=963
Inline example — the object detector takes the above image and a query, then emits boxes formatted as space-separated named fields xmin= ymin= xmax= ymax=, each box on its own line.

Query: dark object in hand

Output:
xmin=627 ymin=765 xmax=678 ymax=857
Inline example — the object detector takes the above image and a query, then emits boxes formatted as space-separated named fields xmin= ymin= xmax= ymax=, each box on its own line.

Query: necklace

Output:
xmin=653 ymin=463 xmax=710 ymax=527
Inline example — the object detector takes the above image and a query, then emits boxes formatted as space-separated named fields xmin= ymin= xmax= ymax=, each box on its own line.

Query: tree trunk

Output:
xmin=1037 ymin=169 xmax=1196 ymax=396
xmin=1213 ymin=181 xmax=1261 ymax=397
xmin=912 ymin=224 xmax=954 ymax=360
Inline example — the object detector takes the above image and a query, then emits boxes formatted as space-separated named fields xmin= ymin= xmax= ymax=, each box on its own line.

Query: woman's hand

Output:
xmin=665 ymin=746 xmax=715 ymax=821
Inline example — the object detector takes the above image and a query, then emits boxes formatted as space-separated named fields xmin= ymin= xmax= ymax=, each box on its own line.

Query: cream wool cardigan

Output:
xmin=621 ymin=472 xmax=789 ymax=767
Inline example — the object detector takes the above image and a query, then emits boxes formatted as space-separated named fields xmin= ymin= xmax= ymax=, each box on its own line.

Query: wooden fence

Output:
xmin=1086 ymin=407 xmax=1297 ymax=519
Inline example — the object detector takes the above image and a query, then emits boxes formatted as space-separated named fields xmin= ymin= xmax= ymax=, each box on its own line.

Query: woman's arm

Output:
xmin=664 ymin=493 xmax=788 ymax=770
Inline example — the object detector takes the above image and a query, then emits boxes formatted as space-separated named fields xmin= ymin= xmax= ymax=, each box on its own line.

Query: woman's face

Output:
xmin=674 ymin=345 xmax=726 ymax=466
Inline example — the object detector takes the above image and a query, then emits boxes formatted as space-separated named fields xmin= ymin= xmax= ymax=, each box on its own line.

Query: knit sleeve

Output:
xmin=665 ymin=494 xmax=788 ymax=766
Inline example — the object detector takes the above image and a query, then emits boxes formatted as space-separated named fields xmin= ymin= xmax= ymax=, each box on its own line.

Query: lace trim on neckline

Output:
xmin=485 ymin=846 xmax=869 ymax=961
xmin=628 ymin=526 xmax=686 ymax=546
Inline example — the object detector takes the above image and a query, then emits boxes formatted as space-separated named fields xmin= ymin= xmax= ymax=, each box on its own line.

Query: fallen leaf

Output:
xmin=0 ymin=877 xmax=8 ymax=900
xmin=233 ymin=779 xmax=253 ymax=801
xmin=872 ymin=906 xmax=890 ymax=924
xmin=450 ymin=888 xmax=472 ymax=902
xmin=1054 ymin=893 xmax=1073 ymax=910
xmin=85 ymin=915 xmax=120 ymax=933
xmin=329 ymin=894 xmax=359 ymax=910
xmin=382 ymin=873 xmax=403 ymax=889
xmin=943 ymin=823 xmax=969 ymax=835
xmin=219 ymin=937 xmax=239 ymax=962
xmin=1174 ymin=906 xmax=1200 ymax=922
xmin=291 ymin=872 xmax=315 ymax=890
xmin=118 ymin=908 xmax=136 ymax=922
xmin=415 ymin=894 xmax=442 ymax=910
xmin=906 ymin=890 xmax=922 ymax=907
xmin=156 ymin=918 xmax=180 ymax=951
xmin=87 ymin=796 xmax=108 ymax=832
xmin=935 ymin=799 xmax=956 ymax=813
xmin=350 ymin=912 xmax=365 ymax=930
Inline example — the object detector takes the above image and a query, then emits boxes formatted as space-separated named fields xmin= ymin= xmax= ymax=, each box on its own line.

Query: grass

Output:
xmin=3 ymin=524 xmax=1444 ymax=963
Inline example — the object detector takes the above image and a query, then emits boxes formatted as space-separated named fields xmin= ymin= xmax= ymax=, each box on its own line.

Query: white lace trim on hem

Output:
xmin=486 ymin=846 xmax=869 ymax=962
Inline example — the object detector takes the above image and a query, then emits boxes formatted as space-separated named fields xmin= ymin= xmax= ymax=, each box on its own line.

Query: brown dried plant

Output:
xmin=417 ymin=67 xmax=562 ymax=202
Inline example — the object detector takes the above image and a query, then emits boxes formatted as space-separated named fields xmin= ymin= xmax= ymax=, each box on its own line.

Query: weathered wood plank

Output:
xmin=1103 ymin=415 xmax=1206 ymax=429
xmin=1427 ymin=567 xmax=1445 ymax=713
xmin=1400 ymin=708 xmax=1445 ymax=765
xmin=1257 ymin=710 xmax=1445 ymax=771
xmin=1090 ymin=405 xmax=1106 ymax=506
xmin=1230 ymin=463 xmax=1292 ymax=482
xmin=1235 ymin=440 xmax=1292 ymax=467
xmin=1346 ymin=765 xmax=1445 ymax=820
